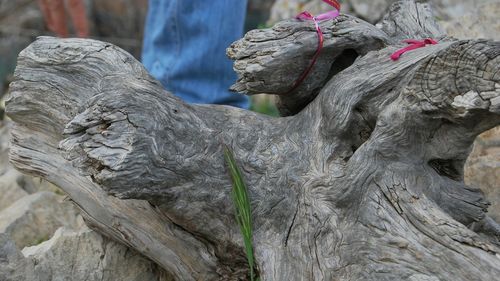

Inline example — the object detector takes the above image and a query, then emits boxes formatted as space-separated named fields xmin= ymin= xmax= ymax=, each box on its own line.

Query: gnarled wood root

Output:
xmin=6 ymin=1 xmax=500 ymax=280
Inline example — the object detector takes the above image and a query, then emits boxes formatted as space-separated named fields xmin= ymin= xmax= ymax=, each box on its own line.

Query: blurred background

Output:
xmin=0 ymin=0 xmax=499 ymax=214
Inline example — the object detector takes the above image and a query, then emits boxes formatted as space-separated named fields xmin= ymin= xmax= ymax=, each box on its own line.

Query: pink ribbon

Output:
xmin=390 ymin=39 xmax=438 ymax=61
xmin=285 ymin=0 xmax=340 ymax=94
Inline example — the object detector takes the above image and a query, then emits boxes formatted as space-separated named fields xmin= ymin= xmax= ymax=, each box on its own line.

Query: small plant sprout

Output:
xmin=223 ymin=145 xmax=258 ymax=281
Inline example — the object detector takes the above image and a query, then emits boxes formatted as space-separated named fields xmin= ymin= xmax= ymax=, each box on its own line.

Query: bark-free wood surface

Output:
xmin=6 ymin=1 xmax=500 ymax=280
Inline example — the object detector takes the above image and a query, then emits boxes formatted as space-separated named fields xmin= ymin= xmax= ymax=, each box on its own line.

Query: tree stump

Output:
xmin=5 ymin=1 xmax=500 ymax=280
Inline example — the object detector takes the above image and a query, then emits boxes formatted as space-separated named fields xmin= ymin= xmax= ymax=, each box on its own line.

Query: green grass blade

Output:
xmin=224 ymin=145 xmax=257 ymax=281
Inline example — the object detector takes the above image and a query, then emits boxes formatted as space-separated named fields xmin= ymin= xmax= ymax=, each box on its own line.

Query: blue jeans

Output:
xmin=142 ymin=0 xmax=249 ymax=109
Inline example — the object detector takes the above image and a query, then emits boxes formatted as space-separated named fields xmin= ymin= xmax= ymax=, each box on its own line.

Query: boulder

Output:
xmin=0 ymin=121 xmax=66 ymax=209
xmin=267 ymin=0 xmax=399 ymax=24
xmin=0 ymin=117 xmax=170 ymax=280
xmin=22 ymin=226 xmax=171 ymax=281
xmin=268 ymin=0 xmax=499 ymax=24
xmin=0 ymin=169 xmax=29 ymax=211
xmin=0 ymin=122 xmax=29 ymax=211
xmin=466 ymin=127 xmax=500 ymax=221
xmin=0 ymin=233 xmax=36 ymax=281
xmin=348 ymin=0 xmax=397 ymax=23
xmin=268 ymin=0 xmax=339 ymax=24
xmin=0 ymin=192 xmax=83 ymax=248
xmin=24 ymin=176 xmax=67 ymax=195
xmin=429 ymin=0 xmax=498 ymax=21
xmin=0 ymin=227 xmax=172 ymax=281
xmin=0 ymin=120 xmax=9 ymax=175
xmin=355 ymin=0 xmax=498 ymax=23
xmin=440 ymin=2 xmax=500 ymax=40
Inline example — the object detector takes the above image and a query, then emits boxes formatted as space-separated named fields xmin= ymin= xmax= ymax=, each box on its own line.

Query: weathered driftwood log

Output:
xmin=5 ymin=0 xmax=500 ymax=280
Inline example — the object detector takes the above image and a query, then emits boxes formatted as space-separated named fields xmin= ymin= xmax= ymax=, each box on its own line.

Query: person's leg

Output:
xmin=37 ymin=0 xmax=69 ymax=37
xmin=142 ymin=0 xmax=249 ymax=109
xmin=66 ymin=0 xmax=89 ymax=37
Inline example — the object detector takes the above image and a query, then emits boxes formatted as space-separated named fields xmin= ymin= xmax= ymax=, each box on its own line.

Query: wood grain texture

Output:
xmin=228 ymin=14 xmax=391 ymax=116
xmin=6 ymin=1 xmax=500 ymax=280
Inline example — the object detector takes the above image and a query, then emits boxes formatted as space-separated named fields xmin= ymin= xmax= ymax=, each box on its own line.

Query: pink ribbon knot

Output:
xmin=390 ymin=38 xmax=438 ymax=61
xmin=285 ymin=0 xmax=340 ymax=94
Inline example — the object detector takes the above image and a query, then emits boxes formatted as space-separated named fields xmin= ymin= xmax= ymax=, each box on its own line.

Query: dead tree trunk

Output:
xmin=5 ymin=1 xmax=500 ymax=280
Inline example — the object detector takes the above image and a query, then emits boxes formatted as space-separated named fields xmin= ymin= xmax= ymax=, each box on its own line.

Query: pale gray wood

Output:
xmin=6 ymin=39 xmax=221 ymax=281
xmin=228 ymin=13 xmax=391 ymax=115
xmin=380 ymin=0 xmax=446 ymax=40
xmin=5 ymin=1 xmax=500 ymax=280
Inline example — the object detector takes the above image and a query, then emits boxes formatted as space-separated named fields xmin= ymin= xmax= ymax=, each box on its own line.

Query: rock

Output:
xmin=0 ymin=120 xmax=26 ymax=210
xmin=0 ymin=122 xmax=29 ymax=211
xmin=24 ymin=176 xmax=67 ymax=195
xmin=0 ymin=192 xmax=83 ymax=248
xmin=0 ymin=170 xmax=65 ymax=211
xmin=267 ymin=0 xmax=395 ymax=24
xmin=21 ymin=226 xmax=171 ymax=281
xmin=0 ymin=119 xmax=170 ymax=279
xmin=268 ymin=0 xmax=499 ymax=24
xmin=349 ymin=0 xmax=397 ymax=23
xmin=0 ymin=227 xmax=172 ymax=281
xmin=0 ymin=120 xmax=10 ymax=175
xmin=268 ymin=0 xmax=341 ymax=24
xmin=466 ymin=127 xmax=500 ymax=221
xmin=0 ymin=233 xmax=36 ymax=281
xmin=440 ymin=2 xmax=500 ymax=40
xmin=0 ymin=121 xmax=67 ymax=209
xmin=0 ymin=169 xmax=29 ymax=211
xmin=428 ymin=0 xmax=498 ymax=21
xmin=465 ymin=154 xmax=500 ymax=220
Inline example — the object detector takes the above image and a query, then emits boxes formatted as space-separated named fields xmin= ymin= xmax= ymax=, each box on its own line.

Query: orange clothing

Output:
xmin=37 ymin=0 xmax=89 ymax=37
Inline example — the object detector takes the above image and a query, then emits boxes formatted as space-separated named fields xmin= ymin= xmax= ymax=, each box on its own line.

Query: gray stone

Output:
xmin=268 ymin=0 xmax=500 ymax=24
xmin=22 ymin=226 xmax=170 ymax=281
xmin=466 ymin=127 xmax=500 ymax=221
xmin=0 ymin=120 xmax=67 ymax=207
xmin=0 ymin=233 xmax=36 ymax=281
xmin=0 ymin=227 xmax=171 ymax=281
xmin=0 ymin=192 xmax=83 ymax=248
xmin=0 ymin=122 xmax=31 ymax=211
xmin=0 ymin=169 xmax=29 ymax=211
xmin=349 ymin=0 xmax=397 ymax=23
xmin=441 ymin=2 xmax=500 ymax=40
xmin=0 ymin=120 xmax=9 ymax=175
xmin=429 ymin=0 xmax=498 ymax=21
xmin=0 ymin=158 xmax=67 ymax=212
